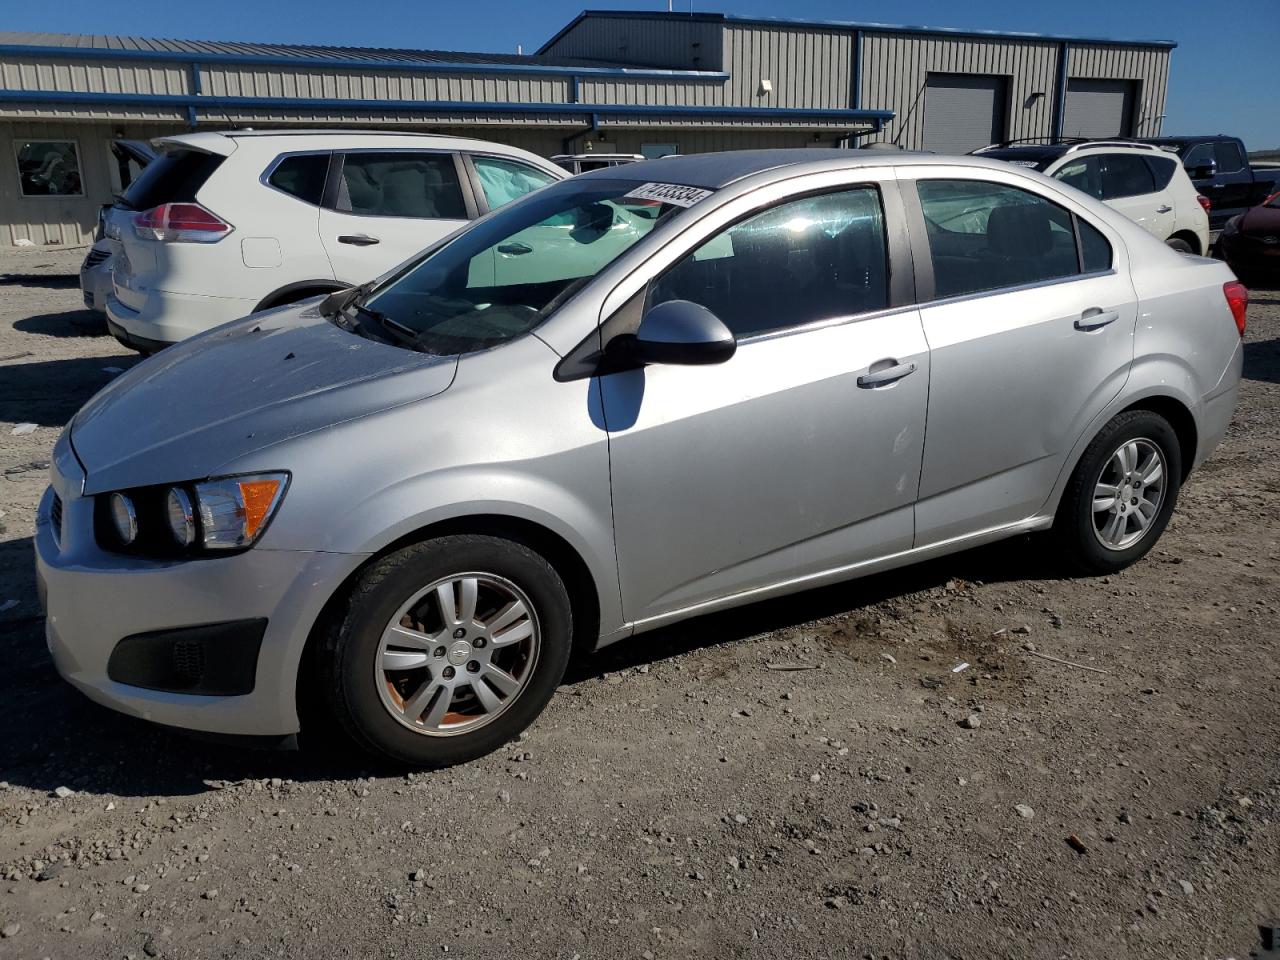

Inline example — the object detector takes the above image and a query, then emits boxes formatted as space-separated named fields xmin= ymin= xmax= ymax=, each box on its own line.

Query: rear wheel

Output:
xmin=318 ymin=535 xmax=572 ymax=767
xmin=1053 ymin=410 xmax=1182 ymax=574
xmin=1165 ymin=236 xmax=1194 ymax=254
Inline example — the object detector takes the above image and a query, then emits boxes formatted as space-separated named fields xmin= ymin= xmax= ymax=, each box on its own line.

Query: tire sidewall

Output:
xmin=332 ymin=536 xmax=572 ymax=767
xmin=1065 ymin=412 xmax=1183 ymax=573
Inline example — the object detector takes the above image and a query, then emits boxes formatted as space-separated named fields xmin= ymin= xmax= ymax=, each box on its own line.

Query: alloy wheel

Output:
xmin=374 ymin=573 xmax=540 ymax=736
xmin=1091 ymin=438 xmax=1167 ymax=551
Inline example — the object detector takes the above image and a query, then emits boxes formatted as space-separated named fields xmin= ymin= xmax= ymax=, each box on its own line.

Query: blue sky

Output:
xmin=8 ymin=0 xmax=1277 ymax=150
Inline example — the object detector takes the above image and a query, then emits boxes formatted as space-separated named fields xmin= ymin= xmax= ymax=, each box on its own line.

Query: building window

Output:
xmin=15 ymin=140 xmax=84 ymax=197
xmin=641 ymin=143 xmax=679 ymax=159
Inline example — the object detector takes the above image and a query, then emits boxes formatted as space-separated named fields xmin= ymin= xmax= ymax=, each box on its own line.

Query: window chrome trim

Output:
xmin=914 ymin=268 xmax=1119 ymax=311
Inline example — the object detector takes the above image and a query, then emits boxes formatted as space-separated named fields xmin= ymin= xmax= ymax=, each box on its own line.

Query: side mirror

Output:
xmin=1188 ymin=159 xmax=1217 ymax=180
xmin=617 ymin=299 xmax=736 ymax=366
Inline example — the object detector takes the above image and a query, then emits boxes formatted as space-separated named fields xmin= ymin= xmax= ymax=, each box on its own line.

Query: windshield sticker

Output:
xmin=623 ymin=182 xmax=714 ymax=208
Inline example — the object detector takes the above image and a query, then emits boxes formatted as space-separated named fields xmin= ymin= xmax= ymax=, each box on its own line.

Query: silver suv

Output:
xmin=38 ymin=151 xmax=1246 ymax=768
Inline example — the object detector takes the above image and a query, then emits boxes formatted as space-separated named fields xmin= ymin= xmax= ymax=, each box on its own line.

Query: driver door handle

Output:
xmin=857 ymin=360 xmax=917 ymax=388
xmin=497 ymin=241 xmax=533 ymax=256
xmin=338 ymin=234 xmax=380 ymax=246
xmin=1075 ymin=307 xmax=1119 ymax=331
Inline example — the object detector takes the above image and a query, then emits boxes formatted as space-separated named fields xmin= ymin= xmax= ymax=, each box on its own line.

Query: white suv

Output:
xmin=976 ymin=140 xmax=1211 ymax=255
xmin=104 ymin=131 xmax=565 ymax=351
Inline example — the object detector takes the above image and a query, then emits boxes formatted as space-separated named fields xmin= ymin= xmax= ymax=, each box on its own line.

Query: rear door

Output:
xmin=318 ymin=151 xmax=474 ymax=285
xmin=904 ymin=173 xmax=1137 ymax=546
xmin=1210 ymin=140 xmax=1255 ymax=220
xmin=1100 ymin=152 xmax=1172 ymax=240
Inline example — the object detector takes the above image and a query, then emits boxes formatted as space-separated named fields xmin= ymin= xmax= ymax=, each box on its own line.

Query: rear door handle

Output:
xmin=1075 ymin=307 xmax=1119 ymax=331
xmin=497 ymin=241 xmax=533 ymax=256
xmin=1156 ymin=204 xmax=1173 ymax=213
xmin=857 ymin=359 xmax=917 ymax=388
xmin=338 ymin=234 xmax=380 ymax=246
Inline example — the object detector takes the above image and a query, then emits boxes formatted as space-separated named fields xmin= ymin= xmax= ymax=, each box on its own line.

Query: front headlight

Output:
xmin=190 ymin=474 xmax=288 ymax=550
xmin=98 ymin=472 xmax=289 ymax=556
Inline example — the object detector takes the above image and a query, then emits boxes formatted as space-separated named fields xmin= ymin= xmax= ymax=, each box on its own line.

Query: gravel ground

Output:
xmin=1 ymin=246 xmax=1278 ymax=960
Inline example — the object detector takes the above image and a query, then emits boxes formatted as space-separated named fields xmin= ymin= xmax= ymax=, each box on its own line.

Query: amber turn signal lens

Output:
xmin=238 ymin=479 xmax=283 ymax=540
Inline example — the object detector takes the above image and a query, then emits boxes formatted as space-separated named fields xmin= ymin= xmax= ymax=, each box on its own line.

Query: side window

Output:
xmin=1181 ymin=142 xmax=1215 ymax=171
xmin=15 ymin=140 xmax=83 ymax=197
xmin=472 ymin=156 xmax=558 ymax=211
xmin=649 ymin=187 xmax=888 ymax=339
xmin=266 ymin=154 xmax=329 ymax=205
xmin=915 ymin=179 xmax=1080 ymax=298
xmin=1053 ymin=156 xmax=1103 ymax=199
xmin=336 ymin=152 xmax=466 ymax=219
xmin=1144 ymin=155 xmax=1178 ymax=191
xmin=1101 ymin=154 xmax=1156 ymax=199
xmin=1078 ymin=218 xmax=1112 ymax=273
xmin=1213 ymin=141 xmax=1245 ymax=174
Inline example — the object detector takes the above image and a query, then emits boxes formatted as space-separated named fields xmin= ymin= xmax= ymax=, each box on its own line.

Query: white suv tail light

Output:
xmin=133 ymin=203 xmax=232 ymax=243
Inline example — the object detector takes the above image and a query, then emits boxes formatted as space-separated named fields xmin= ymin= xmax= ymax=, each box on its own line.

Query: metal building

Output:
xmin=0 ymin=9 xmax=1173 ymax=246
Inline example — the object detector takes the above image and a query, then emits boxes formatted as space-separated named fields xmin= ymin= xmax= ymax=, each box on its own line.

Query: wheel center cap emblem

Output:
xmin=447 ymin=640 xmax=472 ymax=665
xmin=1121 ymin=484 xmax=1133 ymax=501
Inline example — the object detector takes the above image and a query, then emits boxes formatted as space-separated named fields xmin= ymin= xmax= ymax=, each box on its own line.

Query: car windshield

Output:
xmin=349 ymin=179 xmax=698 ymax=354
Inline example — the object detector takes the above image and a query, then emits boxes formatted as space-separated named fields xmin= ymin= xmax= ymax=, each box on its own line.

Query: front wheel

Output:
xmin=317 ymin=535 xmax=573 ymax=768
xmin=1053 ymin=410 xmax=1183 ymax=574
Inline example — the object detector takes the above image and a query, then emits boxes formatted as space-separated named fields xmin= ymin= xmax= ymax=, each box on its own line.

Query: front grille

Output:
xmin=50 ymin=493 xmax=63 ymax=546
xmin=82 ymin=248 xmax=110 ymax=268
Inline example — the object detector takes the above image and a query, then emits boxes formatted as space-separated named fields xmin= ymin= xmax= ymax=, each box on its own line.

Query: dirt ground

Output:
xmin=0 ymin=245 xmax=1277 ymax=960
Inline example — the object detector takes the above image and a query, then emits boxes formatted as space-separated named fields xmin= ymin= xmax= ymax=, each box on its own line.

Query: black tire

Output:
xmin=1165 ymin=237 xmax=1194 ymax=254
xmin=317 ymin=535 xmax=572 ymax=768
xmin=1053 ymin=410 xmax=1183 ymax=575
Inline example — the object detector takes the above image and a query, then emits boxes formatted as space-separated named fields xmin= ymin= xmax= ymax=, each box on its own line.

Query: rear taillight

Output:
xmin=1223 ymin=280 xmax=1248 ymax=338
xmin=1196 ymin=194 xmax=1212 ymax=214
xmin=133 ymin=203 xmax=232 ymax=243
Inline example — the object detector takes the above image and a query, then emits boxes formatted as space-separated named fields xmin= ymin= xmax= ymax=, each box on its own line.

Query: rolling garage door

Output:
xmin=923 ymin=74 xmax=1007 ymax=155
xmin=1063 ymin=79 xmax=1136 ymax=138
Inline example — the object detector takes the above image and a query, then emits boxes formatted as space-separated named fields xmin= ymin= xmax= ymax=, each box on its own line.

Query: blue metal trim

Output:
xmin=540 ymin=10 xmax=1176 ymax=52
xmin=851 ymin=30 xmax=863 ymax=110
xmin=0 ymin=88 xmax=894 ymax=124
xmin=190 ymin=62 xmax=202 ymax=94
xmin=0 ymin=42 xmax=730 ymax=81
xmin=570 ymin=76 xmax=579 ymax=104
xmin=1052 ymin=42 xmax=1069 ymax=142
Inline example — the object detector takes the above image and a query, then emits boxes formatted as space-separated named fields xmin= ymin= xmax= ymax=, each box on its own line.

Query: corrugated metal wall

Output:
xmin=722 ymin=25 xmax=852 ymax=109
xmin=859 ymin=33 xmax=1060 ymax=150
xmin=0 ymin=119 xmax=182 ymax=246
xmin=202 ymin=65 xmax=569 ymax=105
xmin=1067 ymin=45 xmax=1171 ymax=136
xmin=539 ymin=16 xmax=723 ymax=71
xmin=1 ymin=54 xmax=191 ymax=95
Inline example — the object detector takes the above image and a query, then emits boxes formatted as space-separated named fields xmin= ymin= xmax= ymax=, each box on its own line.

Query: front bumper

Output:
xmin=105 ymin=287 xmax=256 ymax=349
xmin=36 ymin=446 xmax=364 ymax=736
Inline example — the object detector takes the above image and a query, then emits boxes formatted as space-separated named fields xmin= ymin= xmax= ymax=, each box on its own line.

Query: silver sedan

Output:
xmin=37 ymin=150 xmax=1246 ymax=767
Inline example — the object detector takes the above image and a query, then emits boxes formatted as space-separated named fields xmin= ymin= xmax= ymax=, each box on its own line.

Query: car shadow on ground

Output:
xmin=0 ymin=273 xmax=80 ymax=289
xmin=14 ymin=309 xmax=109 ymax=338
xmin=1243 ymin=337 xmax=1280 ymax=384
xmin=0 ymin=532 xmax=1067 ymax=799
xmin=0 ymin=354 xmax=137 ymax=426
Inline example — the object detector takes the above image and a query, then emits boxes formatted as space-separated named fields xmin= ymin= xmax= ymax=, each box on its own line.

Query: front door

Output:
xmin=906 ymin=175 xmax=1138 ymax=545
xmin=318 ymin=151 xmax=471 ymax=285
xmin=602 ymin=185 xmax=930 ymax=624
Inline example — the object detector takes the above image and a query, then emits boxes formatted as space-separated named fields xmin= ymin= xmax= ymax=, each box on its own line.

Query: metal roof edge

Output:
xmin=542 ymin=9 xmax=1176 ymax=51
xmin=0 ymin=41 xmax=730 ymax=81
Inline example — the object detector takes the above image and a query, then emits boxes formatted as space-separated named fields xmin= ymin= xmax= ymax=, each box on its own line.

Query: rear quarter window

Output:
xmin=1144 ymin=155 xmax=1178 ymax=191
xmin=266 ymin=153 xmax=330 ymax=205
xmin=121 ymin=149 xmax=224 ymax=210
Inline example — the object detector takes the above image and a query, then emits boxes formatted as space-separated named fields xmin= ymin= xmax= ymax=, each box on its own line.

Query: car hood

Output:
xmin=1239 ymin=204 xmax=1280 ymax=235
xmin=71 ymin=303 xmax=457 ymax=495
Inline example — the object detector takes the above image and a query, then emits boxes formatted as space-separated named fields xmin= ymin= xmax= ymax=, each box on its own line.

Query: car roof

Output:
xmin=152 ymin=129 xmax=560 ymax=160
xmin=570 ymin=148 xmax=1044 ymax=189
